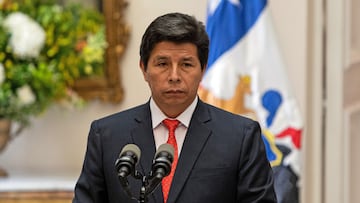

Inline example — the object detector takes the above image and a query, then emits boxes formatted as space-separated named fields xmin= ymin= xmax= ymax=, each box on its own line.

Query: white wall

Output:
xmin=0 ymin=0 xmax=308 ymax=190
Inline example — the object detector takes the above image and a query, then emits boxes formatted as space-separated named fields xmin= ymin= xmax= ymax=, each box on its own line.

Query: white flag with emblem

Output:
xmin=198 ymin=0 xmax=303 ymax=202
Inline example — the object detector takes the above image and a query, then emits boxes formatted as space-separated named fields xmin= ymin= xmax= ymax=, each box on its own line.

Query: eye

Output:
xmin=156 ymin=61 xmax=168 ymax=67
xmin=182 ymin=62 xmax=194 ymax=68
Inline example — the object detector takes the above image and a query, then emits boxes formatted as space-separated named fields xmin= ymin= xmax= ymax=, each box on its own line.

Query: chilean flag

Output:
xmin=198 ymin=0 xmax=303 ymax=202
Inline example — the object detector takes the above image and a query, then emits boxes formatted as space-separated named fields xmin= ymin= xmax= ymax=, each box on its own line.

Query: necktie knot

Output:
xmin=163 ymin=119 xmax=180 ymax=133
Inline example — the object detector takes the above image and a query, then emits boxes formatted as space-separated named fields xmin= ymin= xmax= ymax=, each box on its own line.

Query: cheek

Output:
xmin=191 ymin=73 xmax=204 ymax=85
xmin=144 ymin=73 xmax=160 ymax=88
xmin=143 ymin=72 xmax=153 ymax=83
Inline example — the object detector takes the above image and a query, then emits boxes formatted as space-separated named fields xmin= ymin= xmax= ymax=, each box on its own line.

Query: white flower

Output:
xmin=0 ymin=63 xmax=4 ymax=84
xmin=3 ymin=12 xmax=46 ymax=59
xmin=16 ymin=85 xmax=36 ymax=105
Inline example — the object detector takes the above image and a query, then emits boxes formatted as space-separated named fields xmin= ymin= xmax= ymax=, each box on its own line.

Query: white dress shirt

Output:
xmin=150 ymin=97 xmax=198 ymax=156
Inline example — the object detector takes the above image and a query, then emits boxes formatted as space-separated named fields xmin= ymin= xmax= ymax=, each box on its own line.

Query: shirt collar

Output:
xmin=150 ymin=96 xmax=198 ymax=129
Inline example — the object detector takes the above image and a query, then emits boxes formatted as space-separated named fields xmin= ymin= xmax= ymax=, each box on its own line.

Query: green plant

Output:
xmin=0 ymin=0 xmax=107 ymax=127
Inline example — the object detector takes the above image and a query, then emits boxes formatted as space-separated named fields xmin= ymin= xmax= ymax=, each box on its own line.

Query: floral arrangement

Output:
xmin=0 ymin=0 xmax=107 ymax=127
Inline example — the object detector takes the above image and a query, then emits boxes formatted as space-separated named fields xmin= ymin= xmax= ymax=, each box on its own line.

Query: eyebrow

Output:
xmin=153 ymin=56 xmax=169 ymax=61
xmin=152 ymin=55 xmax=196 ymax=62
xmin=181 ymin=56 xmax=196 ymax=61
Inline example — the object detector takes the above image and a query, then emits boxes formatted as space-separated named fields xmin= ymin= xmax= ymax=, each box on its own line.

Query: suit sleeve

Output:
xmin=73 ymin=121 xmax=109 ymax=203
xmin=236 ymin=121 xmax=277 ymax=203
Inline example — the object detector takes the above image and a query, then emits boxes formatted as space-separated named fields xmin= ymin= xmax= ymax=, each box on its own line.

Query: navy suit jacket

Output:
xmin=73 ymin=99 xmax=277 ymax=203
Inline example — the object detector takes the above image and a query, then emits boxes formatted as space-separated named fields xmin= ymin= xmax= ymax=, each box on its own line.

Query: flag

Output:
xmin=198 ymin=0 xmax=303 ymax=202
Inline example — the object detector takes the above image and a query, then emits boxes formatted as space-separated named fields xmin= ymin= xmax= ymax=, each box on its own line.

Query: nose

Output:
xmin=168 ymin=65 xmax=181 ymax=83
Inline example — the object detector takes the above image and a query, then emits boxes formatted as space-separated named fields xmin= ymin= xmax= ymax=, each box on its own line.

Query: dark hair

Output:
xmin=140 ymin=12 xmax=209 ymax=70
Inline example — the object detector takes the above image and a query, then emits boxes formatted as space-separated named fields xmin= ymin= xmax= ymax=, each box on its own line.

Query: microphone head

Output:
xmin=155 ymin=143 xmax=174 ymax=158
xmin=120 ymin=144 xmax=141 ymax=161
xmin=152 ymin=143 xmax=175 ymax=178
xmin=115 ymin=144 xmax=141 ymax=178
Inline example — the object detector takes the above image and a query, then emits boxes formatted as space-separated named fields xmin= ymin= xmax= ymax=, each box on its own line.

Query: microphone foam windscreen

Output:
xmin=121 ymin=144 xmax=141 ymax=160
xmin=156 ymin=143 xmax=174 ymax=157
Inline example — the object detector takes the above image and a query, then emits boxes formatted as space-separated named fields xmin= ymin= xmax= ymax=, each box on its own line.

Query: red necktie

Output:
xmin=162 ymin=119 xmax=180 ymax=203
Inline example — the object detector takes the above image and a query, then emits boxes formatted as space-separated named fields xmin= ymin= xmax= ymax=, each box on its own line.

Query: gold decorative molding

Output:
xmin=73 ymin=0 xmax=130 ymax=103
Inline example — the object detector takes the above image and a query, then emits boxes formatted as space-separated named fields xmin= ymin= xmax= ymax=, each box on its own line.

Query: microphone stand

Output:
xmin=139 ymin=175 xmax=148 ymax=203
xmin=117 ymin=170 xmax=163 ymax=203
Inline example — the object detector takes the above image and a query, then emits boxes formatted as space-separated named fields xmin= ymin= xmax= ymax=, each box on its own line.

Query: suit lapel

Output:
xmin=130 ymin=103 xmax=163 ymax=203
xmin=167 ymin=101 xmax=212 ymax=203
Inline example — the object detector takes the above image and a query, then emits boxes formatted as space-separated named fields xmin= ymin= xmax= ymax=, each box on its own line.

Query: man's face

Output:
xmin=140 ymin=41 xmax=205 ymax=118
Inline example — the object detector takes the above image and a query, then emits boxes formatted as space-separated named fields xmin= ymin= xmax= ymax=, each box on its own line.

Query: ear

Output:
xmin=139 ymin=60 xmax=148 ymax=81
xmin=201 ymin=64 xmax=207 ymax=77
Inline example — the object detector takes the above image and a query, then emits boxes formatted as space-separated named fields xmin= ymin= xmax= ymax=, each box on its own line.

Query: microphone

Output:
xmin=145 ymin=143 xmax=174 ymax=196
xmin=115 ymin=143 xmax=175 ymax=201
xmin=151 ymin=143 xmax=175 ymax=180
xmin=115 ymin=144 xmax=141 ymax=178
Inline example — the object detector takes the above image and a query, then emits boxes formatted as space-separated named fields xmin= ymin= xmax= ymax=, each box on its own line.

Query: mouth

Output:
xmin=164 ymin=89 xmax=184 ymax=95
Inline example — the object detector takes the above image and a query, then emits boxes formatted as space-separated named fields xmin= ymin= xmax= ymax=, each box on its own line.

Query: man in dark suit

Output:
xmin=73 ymin=12 xmax=277 ymax=203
